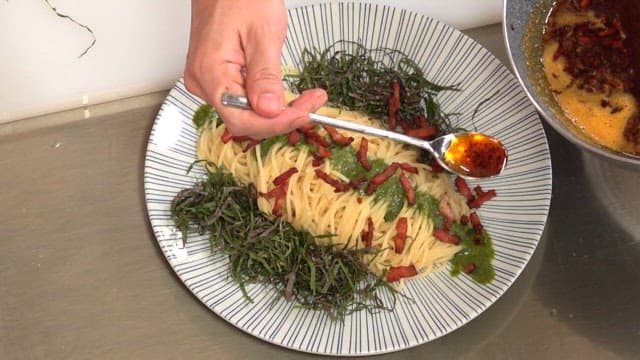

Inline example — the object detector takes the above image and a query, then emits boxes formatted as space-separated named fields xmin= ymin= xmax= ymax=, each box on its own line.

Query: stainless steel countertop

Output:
xmin=2 ymin=24 xmax=639 ymax=359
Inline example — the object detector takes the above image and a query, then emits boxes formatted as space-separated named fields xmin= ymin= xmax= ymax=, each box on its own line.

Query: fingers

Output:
xmin=218 ymin=89 xmax=327 ymax=139
xmin=243 ymin=4 xmax=288 ymax=118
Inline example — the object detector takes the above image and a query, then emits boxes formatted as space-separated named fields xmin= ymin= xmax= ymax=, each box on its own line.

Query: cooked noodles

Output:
xmin=196 ymin=99 xmax=470 ymax=280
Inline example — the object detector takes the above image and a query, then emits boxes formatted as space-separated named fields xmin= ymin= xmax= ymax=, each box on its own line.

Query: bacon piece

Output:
xmin=273 ymin=167 xmax=298 ymax=186
xmin=398 ymin=119 xmax=413 ymax=133
xmin=357 ymin=138 xmax=372 ymax=171
xmin=394 ymin=217 xmax=408 ymax=254
xmin=242 ymin=139 xmax=262 ymax=153
xmin=323 ymin=126 xmax=354 ymax=146
xmin=415 ymin=115 xmax=429 ymax=128
xmin=365 ymin=163 xmax=399 ymax=195
xmin=464 ymin=263 xmax=476 ymax=274
xmin=454 ymin=176 xmax=474 ymax=201
xmin=259 ymin=185 xmax=287 ymax=217
xmin=433 ymin=228 xmax=460 ymax=245
xmin=307 ymin=138 xmax=332 ymax=159
xmin=397 ymin=162 xmax=418 ymax=174
xmin=311 ymin=155 xmax=325 ymax=167
xmin=288 ymin=130 xmax=301 ymax=145
xmin=361 ymin=217 xmax=374 ymax=248
xmin=398 ymin=173 xmax=415 ymax=206
xmin=468 ymin=188 xmax=497 ymax=209
xmin=405 ymin=125 xmax=437 ymax=139
xmin=469 ymin=211 xmax=483 ymax=234
xmin=349 ymin=176 xmax=368 ymax=190
xmin=271 ymin=193 xmax=286 ymax=217
xmin=438 ymin=193 xmax=456 ymax=229
xmin=386 ymin=265 xmax=417 ymax=283
xmin=221 ymin=128 xmax=233 ymax=144
xmin=388 ymin=81 xmax=401 ymax=129
xmin=301 ymin=128 xmax=330 ymax=148
xmin=314 ymin=169 xmax=351 ymax=192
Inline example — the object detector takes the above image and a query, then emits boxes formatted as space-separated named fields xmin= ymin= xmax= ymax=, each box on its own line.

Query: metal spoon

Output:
xmin=221 ymin=93 xmax=507 ymax=179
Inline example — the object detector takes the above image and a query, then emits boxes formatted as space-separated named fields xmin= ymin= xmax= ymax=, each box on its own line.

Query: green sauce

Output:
xmin=449 ymin=222 xmax=495 ymax=284
xmin=193 ymin=104 xmax=215 ymax=131
xmin=414 ymin=192 xmax=445 ymax=229
xmin=329 ymin=146 xmax=439 ymax=223
xmin=259 ymin=134 xmax=288 ymax=159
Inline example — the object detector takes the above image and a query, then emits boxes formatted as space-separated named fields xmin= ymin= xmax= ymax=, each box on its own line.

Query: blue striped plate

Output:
xmin=143 ymin=1 xmax=551 ymax=355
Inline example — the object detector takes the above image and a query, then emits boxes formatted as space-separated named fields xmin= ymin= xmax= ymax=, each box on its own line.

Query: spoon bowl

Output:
xmin=221 ymin=93 xmax=508 ymax=179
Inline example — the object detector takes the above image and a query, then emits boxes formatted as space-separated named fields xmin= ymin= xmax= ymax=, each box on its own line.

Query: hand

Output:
xmin=184 ymin=0 xmax=327 ymax=139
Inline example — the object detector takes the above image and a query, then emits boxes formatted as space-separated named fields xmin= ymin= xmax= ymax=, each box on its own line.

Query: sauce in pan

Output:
xmin=542 ymin=0 xmax=640 ymax=155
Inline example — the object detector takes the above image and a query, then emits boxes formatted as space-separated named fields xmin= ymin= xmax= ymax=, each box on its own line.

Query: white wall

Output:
xmin=0 ymin=0 xmax=500 ymax=123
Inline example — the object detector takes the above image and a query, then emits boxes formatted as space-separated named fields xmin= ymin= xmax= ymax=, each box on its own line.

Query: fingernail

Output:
xmin=257 ymin=93 xmax=282 ymax=115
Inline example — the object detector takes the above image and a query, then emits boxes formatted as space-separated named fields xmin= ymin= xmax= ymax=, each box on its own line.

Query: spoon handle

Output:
xmin=220 ymin=93 xmax=432 ymax=152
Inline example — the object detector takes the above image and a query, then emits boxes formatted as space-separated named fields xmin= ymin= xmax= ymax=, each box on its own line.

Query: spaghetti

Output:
xmin=196 ymin=99 xmax=473 ymax=281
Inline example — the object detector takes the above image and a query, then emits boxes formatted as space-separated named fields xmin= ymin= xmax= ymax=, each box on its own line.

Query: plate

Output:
xmin=143 ymin=1 xmax=552 ymax=356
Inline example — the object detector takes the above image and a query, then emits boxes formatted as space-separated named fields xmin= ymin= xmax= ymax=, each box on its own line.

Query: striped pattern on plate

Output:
xmin=143 ymin=1 xmax=551 ymax=356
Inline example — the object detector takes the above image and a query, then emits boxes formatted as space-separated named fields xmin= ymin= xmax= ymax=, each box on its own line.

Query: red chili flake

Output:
xmin=301 ymin=128 xmax=330 ymax=148
xmin=597 ymin=27 xmax=616 ymax=37
xmin=388 ymin=81 xmax=401 ymax=129
xmin=361 ymin=217 xmax=374 ymax=247
xmin=221 ymin=128 xmax=233 ymax=143
xmin=365 ymin=163 xmax=399 ymax=195
xmin=464 ymin=263 xmax=476 ymax=274
xmin=242 ymin=139 xmax=261 ymax=153
xmin=288 ymin=130 xmax=301 ymax=145
xmin=438 ymin=193 xmax=456 ymax=229
xmin=469 ymin=211 xmax=483 ymax=234
xmin=398 ymin=173 xmax=415 ymax=206
xmin=433 ymin=228 xmax=460 ymax=245
xmin=468 ymin=189 xmax=497 ymax=209
xmin=579 ymin=0 xmax=590 ymax=9
xmin=273 ymin=167 xmax=298 ymax=186
xmin=357 ymin=138 xmax=372 ymax=171
xmin=454 ymin=176 xmax=474 ymax=201
xmin=386 ymin=265 xmax=417 ymax=283
xmin=394 ymin=217 xmax=408 ymax=254
xmin=460 ymin=214 xmax=469 ymax=225
xmin=405 ymin=126 xmax=437 ymax=139
xmin=397 ymin=162 xmax=418 ymax=174
xmin=323 ymin=126 xmax=354 ymax=146
xmin=314 ymin=169 xmax=351 ymax=192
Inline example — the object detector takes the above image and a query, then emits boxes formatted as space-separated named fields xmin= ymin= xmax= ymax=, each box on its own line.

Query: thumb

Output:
xmin=244 ymin=24 xmax=287 ymax=118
